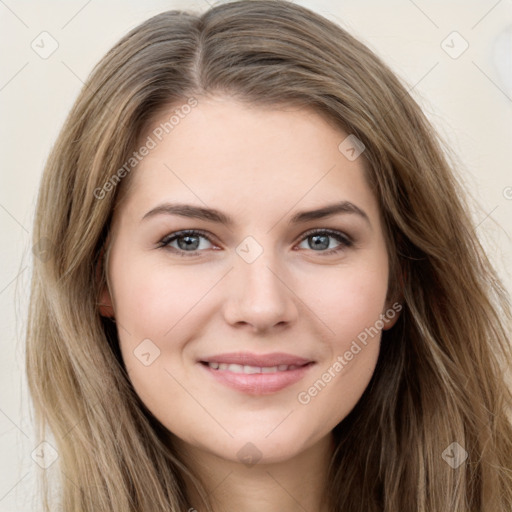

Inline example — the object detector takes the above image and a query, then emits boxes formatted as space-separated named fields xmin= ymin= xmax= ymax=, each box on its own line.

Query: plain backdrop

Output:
xmin=1 ymin=1 xmax=511 ymax=510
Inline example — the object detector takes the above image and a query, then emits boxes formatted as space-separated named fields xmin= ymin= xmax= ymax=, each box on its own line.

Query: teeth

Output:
xmin=206 ymin=362 xmax=298 ymax=373
xmin=244 ymin=365 xmax=262 ymax=374
xmin=229 ymin=364 xmax=245 ymax=373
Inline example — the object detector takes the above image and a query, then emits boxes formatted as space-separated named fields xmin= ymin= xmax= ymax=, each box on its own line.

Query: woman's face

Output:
xmin=102 ymin=95 xmax=398 ymax=465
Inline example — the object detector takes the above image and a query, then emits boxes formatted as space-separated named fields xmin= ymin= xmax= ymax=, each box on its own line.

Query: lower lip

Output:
xmin=198 ymin=362 xmax=315 ymax=395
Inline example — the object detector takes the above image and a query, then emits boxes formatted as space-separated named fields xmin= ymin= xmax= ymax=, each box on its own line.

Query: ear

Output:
xmin=382 ymin=269 xmax=406 ymax=331
xmin=382 ymin=303 xmax=401 ymax=330
xmin=96 ymin=246 xmax=115 ymax=319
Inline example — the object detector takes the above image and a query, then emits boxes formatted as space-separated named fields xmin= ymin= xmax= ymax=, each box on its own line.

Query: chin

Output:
xmin=210 ymin=430 xmax=321 ymax=467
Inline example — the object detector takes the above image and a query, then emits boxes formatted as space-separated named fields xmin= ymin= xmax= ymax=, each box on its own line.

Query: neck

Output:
xmin=174 ymin=433 xmax=334 ymax=512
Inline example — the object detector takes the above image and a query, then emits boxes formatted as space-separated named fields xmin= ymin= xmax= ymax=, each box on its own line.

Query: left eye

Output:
xmin=158 ymin=229 xmax=352 ymax=256
xmin=297 ymin=229 xmax=353 ymax=254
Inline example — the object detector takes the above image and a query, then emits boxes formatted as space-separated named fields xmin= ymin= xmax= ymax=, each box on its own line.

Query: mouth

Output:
xmin=201 ymin=361 xmax=308 ymax=373
xmin=198 ymin=352 xmax=315 ymax=395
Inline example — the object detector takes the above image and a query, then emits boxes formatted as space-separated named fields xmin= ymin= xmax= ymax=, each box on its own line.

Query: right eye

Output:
xmin=158 ymin=229 xmax=218 ymax=256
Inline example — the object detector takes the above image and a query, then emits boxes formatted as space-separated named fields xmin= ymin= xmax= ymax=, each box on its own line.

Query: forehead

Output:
xmin=117 ymin=96 xmax=379 ymax=223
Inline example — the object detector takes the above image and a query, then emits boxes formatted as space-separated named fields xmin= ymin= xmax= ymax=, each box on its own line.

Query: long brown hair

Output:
xmin=26 ymin=1 xmax=512 ymax=510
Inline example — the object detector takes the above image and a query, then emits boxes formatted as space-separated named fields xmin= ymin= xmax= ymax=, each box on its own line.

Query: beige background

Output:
xmin=1 ymin=1 xmax=511 ymax=510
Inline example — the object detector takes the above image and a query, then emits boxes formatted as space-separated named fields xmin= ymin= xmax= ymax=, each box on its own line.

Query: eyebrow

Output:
xmin=141 ymin=201 xmax=371 ymax=227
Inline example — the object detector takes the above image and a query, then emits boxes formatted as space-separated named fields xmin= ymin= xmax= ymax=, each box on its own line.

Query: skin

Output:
xmin=100 ymin=95 xmax=399 ymax=512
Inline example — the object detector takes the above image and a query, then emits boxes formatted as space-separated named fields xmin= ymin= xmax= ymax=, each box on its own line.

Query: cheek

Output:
xmin=309 ymin=261 xmax=389 ymax=349
xmin=109 ymin=255 xmax=222 ymax=405
xmin=111 ymin=253 xmax=213 ymax=339
xmin=108 ymin=267 xmax=189 ymax=418
xmin=295 ymin=262 xmax=387 ymax=412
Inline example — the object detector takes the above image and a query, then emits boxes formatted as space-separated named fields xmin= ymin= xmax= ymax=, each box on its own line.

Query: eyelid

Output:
xmin=158 ymin=229 xmax=218 ymax=249
xmin=297 ymin=227 xmax=353 ymax=245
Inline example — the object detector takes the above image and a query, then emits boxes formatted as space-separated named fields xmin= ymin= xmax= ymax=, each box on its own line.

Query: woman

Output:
xmin=26 ymin=1 xmax=512 ymax=511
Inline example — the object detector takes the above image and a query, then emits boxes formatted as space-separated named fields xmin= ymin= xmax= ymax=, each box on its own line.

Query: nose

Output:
xmin=222 ymin=252 xmax=299 ymax=333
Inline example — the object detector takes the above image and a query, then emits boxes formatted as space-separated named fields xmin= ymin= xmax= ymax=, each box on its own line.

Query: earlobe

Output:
xmin=96 ymin=246 xmax=115 ymax=319
xmin=98 ymin=288 xmax=115 ymax=319
xmin=382 ymin=304 xmax=401 ymax=330
xmin=382 ymin=269 xmax=406 ymax=330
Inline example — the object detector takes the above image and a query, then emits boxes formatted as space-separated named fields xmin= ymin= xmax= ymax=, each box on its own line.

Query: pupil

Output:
xmin=178 ymin=235 xmax=199 ymax=250
xmin=311 ymin=234 xmax=329 ymax=250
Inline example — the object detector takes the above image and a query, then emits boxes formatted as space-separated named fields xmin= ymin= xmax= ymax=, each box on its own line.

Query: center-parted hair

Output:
xmin=26 ymin=1 xmax=512 ymax=511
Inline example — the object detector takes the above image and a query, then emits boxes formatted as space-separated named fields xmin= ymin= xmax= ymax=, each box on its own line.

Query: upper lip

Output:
xmin=200 ymin=352 xmax=313 ymax=367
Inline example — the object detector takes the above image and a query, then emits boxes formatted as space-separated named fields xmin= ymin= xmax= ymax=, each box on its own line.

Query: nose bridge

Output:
xmin=223 ymin=236 xmax=297 ymax=330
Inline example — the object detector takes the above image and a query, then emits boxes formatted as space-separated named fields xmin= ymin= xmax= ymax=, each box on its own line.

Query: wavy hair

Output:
xmin=26 ymin=1 xmax=512 ymax=510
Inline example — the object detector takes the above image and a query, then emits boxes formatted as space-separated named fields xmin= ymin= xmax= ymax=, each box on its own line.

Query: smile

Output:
xmin=204 ymin=362 xmax=303 ymax=373
xmin=198 ymin=352 xmax=315 ymax=395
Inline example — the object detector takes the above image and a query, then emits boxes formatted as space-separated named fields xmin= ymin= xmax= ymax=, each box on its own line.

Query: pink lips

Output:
xmin=198 ymin=352 xmax=315 ymax=395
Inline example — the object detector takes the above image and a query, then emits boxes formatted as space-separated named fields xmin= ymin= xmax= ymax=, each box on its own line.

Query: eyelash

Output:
xmin=158 ymin=228 xmax=353 ymax=257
